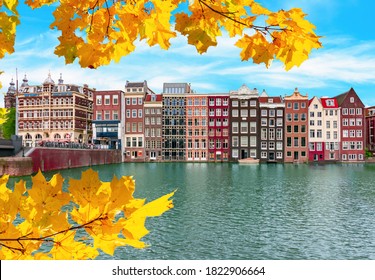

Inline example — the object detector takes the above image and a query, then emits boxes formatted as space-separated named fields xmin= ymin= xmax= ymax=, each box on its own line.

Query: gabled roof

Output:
xmin=320 ymin=97 xmax=339 ymax=108
xmin=334 ymin=87 xmax=365 ymax=107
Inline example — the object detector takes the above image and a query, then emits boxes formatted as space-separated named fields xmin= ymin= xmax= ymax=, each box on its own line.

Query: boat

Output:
xmin=238 ymin=158 xmax=260 ymax=164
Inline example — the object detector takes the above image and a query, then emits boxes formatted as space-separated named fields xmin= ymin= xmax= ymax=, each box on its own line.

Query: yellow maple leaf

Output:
xmin=50 ymin=231 xmax=98 ymax=260
xmin=68 ymin=168 xmax=109 ymax=208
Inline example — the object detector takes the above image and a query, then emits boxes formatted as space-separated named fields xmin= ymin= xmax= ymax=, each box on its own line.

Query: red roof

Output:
xmin=320 ymin=97 xmax=339 ymax=108
xmin=144 ymin=94 xmax=162 ymax=102
xmin=258 ymin=96 xmax=283 ymax=103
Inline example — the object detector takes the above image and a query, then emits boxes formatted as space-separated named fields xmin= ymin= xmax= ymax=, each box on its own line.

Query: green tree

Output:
xmin=1 ymin=107 xmax=15 ymax=139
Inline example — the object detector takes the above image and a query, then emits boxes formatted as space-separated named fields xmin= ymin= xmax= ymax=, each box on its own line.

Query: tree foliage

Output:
xmin=0 ymin=0 xmax=322 ymax=69
xmin=0 ymin=169 xmax=175 ymax=259
xmin=1 ymin=107 xmax=15 ymax=138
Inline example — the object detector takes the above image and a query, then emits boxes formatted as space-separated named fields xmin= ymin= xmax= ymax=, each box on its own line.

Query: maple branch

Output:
xmin=0 ymin=215 xmax=106 ymax=247
xmin=198 ymin=0 xmax=286 ymax=34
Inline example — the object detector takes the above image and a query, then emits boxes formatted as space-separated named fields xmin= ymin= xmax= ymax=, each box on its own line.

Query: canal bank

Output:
xmin=0 ymin=148 xmax=122 ymax=176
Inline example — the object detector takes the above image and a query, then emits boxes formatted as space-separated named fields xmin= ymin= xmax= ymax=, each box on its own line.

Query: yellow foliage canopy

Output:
xmin=0 ymin=169 xmax=175 ymax=259
xmin=0 ymin=0 xmax=322 ymax=69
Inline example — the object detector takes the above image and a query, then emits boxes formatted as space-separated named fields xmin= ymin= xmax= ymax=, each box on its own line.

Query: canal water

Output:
xmin=9 ymin=163 xmax=375 ymax=260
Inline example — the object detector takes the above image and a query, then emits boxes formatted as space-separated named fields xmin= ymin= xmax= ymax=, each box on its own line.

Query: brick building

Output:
xmin=284 ymin=88 xmax=308 ymax=163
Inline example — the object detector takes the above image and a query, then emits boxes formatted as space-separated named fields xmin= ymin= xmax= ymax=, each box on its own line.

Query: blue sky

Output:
xmin=1 ymin=0 xmax=375 ymax=107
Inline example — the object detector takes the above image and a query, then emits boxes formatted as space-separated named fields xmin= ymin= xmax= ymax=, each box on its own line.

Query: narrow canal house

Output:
xmin=335 ymin=88 xmax=365 ymax=162
xmin=92 ymin=90 xmax=124 ymax=150
xmin=124 ymin=80 xmax=154 ymax=162
xmin=17 ymin=73 xmax=94 ymax=147
xmin=162 ymin=83 xmax=191 ymax=161
xmin=321 ymin=97 xmax=341 ymax=161
xmin=308 ymin=96 xmax=325 ymax=162
xmin=229 ymin=84 xmax=260 ymax=161
xmin=365 ymin=106 xmax=375 ymax=154
xmin=258 ymin=93 xmax=285 ymax=163
xmin=186 ymin=93 xmax=208 ymax=161
xmin=207 ymin=93 xmax=230 ymax=162
xmin=284 ymin=88 xmax=309 ymax=163
xmin=144 ymin=94 xmax=163 ymax=161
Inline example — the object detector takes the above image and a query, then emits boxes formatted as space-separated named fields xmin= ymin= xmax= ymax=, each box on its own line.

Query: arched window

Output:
xmin=54 ymin=133 xmax=61 ymax=139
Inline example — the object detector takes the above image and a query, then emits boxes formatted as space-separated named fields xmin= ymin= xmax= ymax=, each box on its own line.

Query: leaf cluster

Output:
xmin=0 ymin=169 xmax=175 ymax=259
xmin=0 ymin=0 xmax=322 ymax=69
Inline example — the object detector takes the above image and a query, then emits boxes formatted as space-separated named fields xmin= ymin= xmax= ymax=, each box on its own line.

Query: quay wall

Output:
xmin=0 ymin=157 xmax=33 ymax=176
xmin=28 ymin=148 xmax=122 ymax=174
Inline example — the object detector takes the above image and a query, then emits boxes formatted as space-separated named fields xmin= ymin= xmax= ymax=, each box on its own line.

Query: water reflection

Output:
xmin=8 ymin=163 xmax=375 ymax=259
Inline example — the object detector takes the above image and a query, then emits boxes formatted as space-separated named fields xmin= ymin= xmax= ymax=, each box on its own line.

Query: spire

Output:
xmin=58 ymin=73 xmax=64 ymax=84
xmin=7 ymin=78 xmax=16 ymax=95
xmin=43 ymin=71 xmax=55 ymax=85
xmin=21 ymin=74 xmax=29 ymax=87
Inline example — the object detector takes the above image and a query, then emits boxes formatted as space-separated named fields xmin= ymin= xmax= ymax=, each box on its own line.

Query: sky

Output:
xmin=1 ymin=0 xmax=375 ymax=107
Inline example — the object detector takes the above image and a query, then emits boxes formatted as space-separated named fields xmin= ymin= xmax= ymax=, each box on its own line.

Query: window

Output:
xmin=293 ymin=137 xmax=299 ymax=147
xmin=126 ymin=98 xmax=130 ymax=105
xmin=250 ymin=136 xmax=256 ymax=147
xmin=132 ymin=98 xmax=137 ymax=105
xmin=232 ymin=110 xmax=238 ymax=117
xmin=277 ymin=110 xmax=283 ymax=117
xmin=232 ymin=122 xmax=238 ymax=133
xmin=276 ymin=128 xmax=283 ymax=140
xmin=350 ymin=97 xmax=354 ymax=103
xmin=104 ymin=111 xmax=110 ymax=120
xmin=309 ymin=143 xmax=315 ymax=151
xmin=276 ymin=142 xmax=283 ymax=150
xmin=269 ymin=128 xmax=275 ymax=140
xmin=250 ymin=109 xmax=256 ymax=117
xmin=138 ymin=98 xmax=143 ymax=105
xmin=261 ymin=142 xmax=267 ymax=149
xmin=316 ymin=143 xmax=322 ymax=151
xmin=240 ymin=136 xmax=248 ymax=147
xmin=232 ymin=136 xmax=238 ymax=147
xmin=250 ymin=122 xmax=256 ymax=133
xmin=342 ymin=108 xmax=348 ymax=115
xmin=356 ymin=108 xmax=362 ymax=115
xmin=287 ymin=125 xmax=292 ymax=133
xmin=240 ymin=122 xmax=248 ymax=133
xmin=356 ymin=118 xmax=362 ymax=126
xmin=261 ymin=110 xmax=267 ymax=116
xmin=113 ymin=95 xmax=118 ymax=105
xmin=317 ymin=129 xmax=322 ymax=138
xmin=261 ymin=118 xmax=267 ymax=126
xmin=294 ymin=114 xmax=298 ymax=121
xmin=261 ymin=152 xmax=267 ymax=158
xmin=96 ymin=95 xmax=102 ymax=105
xmin=287 ymin=137 xmax=292 ymax=147
xmin=301 ymin=102 xmax=306 ymax=108
xmin=277 ymin=118 xmax=283 ymax=126
xmin=294 ymin=125 xmax=299 ymax=133
xmin=287 ymin=114 xmax=292 ymax=121
xmin=138 ymin=109 xmax=142 ymax=118
xmin=240 ymin=109 xmax=248 ymax=117
xmin=343 ymin=118 xmax=348 ymax=126
xmin=104 ymin=95 xmax=110 ymax=105
xmin=293 ymin=102 xmax=299 ymax=110
xmin=96 ymin=112 xmax=102 ymax=120
xmin=261 ymin=128 xmax=267 ymax=140
xmin=269 ymin=142 xmax=275 ymax=150
xmin=132 ymin=109 xmax=137 ymax=118
xmin=326 ymin=121 xmax=331 ymax=128
xmin=232 ymin=100 xmax=238 ymax=107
